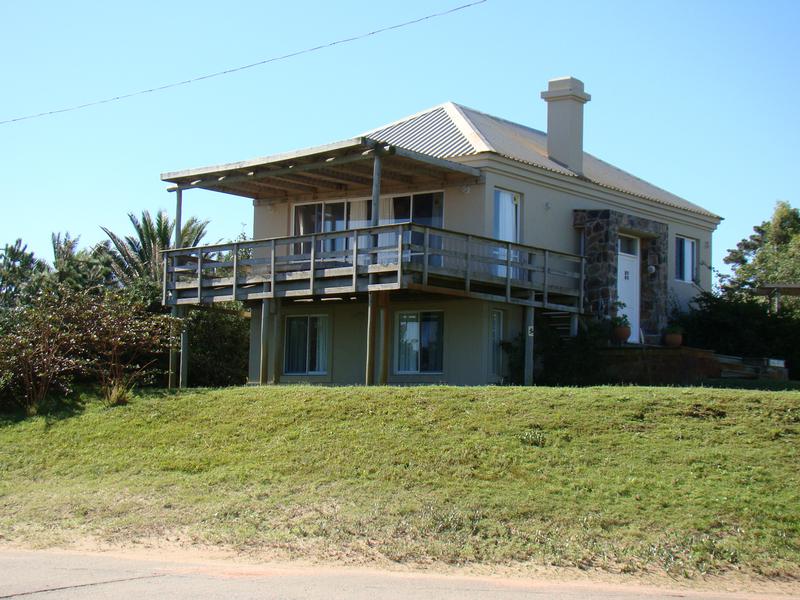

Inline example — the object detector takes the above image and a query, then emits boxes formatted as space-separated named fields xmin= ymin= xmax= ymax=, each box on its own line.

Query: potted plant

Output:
xmin=609 ymin=301 xmax=631 ymax=343
xmin=663 ymin=323 xmax=684 ymax=348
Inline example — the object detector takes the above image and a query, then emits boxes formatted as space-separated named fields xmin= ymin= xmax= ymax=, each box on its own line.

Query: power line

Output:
xmin=1 ymin=0 xmax=488 ymax=126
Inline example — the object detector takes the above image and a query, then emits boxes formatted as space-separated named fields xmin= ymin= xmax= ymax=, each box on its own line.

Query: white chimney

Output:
xmin=540 ymin=76 xmax=591 ymax=175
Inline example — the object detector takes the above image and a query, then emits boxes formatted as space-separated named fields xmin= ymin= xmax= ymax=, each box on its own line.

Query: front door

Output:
xmin=617 ymin=235 xmax=640 ymax=343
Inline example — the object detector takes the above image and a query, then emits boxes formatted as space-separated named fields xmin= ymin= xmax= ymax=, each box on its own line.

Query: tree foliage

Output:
xmin=99 ymin=210 xmax=208 ymax=288
xmin=722 ymin=201 xmax=800 ymax=302
xmin=0 ymin=240 xmax=49 ymax=308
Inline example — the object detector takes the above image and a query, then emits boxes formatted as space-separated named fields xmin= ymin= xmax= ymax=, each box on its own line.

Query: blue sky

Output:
xmin=2 ymin=0 xmax=798 ymax=277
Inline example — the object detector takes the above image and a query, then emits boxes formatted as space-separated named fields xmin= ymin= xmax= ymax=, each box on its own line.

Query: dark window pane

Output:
xmin=294 ymin=204 xmax=322 ymax=256
xmin=323 ymin=202 xmax=347 ymax=252
xmin=393 ymin=196 xmax=411 ymax=222
xmin=419 ymin=312 xmax=443 ymax=372
xmin=285 ymin=317 xmax=308 ymax=373
xmin=412 ymin=192 xmax=443 ymax=227
xmin=308 ymin=317 xmax=319 ymax=372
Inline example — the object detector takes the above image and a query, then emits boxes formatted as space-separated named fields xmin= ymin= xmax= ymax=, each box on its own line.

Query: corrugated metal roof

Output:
xmin=363 ymin=102 xmax=720 ymax=220
xmin=366 ymin=105 xmax=477 ymax=158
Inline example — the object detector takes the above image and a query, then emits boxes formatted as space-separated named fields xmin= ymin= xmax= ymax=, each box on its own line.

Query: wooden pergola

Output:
xmin=161 ymin=137 xmax=483 ymax=388
xmin=754 ymin=283 xmax=800 ymax=312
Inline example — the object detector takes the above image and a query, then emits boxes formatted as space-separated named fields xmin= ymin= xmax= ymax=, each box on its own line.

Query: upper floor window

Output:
xmin=675 ymin=236 xmax=697 ymax=283
xmin=380 ymin=192 xmax=443 ymax=228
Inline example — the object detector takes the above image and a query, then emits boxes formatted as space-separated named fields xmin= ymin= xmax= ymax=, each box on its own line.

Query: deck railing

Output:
xmin=162 ymin=223 xmax=585 ymax=311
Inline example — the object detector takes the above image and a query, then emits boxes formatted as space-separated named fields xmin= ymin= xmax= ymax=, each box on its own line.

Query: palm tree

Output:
xmin=99 ymin=210 xmax=208 ymax=287
xmin=51 ymin=232 xmax=111 ymax=290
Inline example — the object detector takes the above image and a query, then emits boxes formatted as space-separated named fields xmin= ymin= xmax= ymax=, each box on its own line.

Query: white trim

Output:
xmin=674 ymin=235 xmax=698 ymax=283
xmin=394 ymin=309 xmax=445 ymax=375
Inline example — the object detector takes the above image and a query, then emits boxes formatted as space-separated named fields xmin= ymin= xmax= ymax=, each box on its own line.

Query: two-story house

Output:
xmin=160 ymin=77 xmax=721 ymax=386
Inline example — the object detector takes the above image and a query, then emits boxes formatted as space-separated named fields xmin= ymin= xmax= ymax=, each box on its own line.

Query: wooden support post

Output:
xmin=168 ymin=188 xmax=183 ymax=390
xmin=579 ymin=257 xmax=586 ymax=312
xmin=174 ymin=189 xmax=183 ymax=248
xmin=168 ymin=306 xmax=178 ymax=390
xmin=179 ymin=308 xmax=189 ymax=389
xmin=365 ymin=291 xmax=378 ymax=385
xmin=259 ymin=299 xmax=271 ymax=385
xmin=523 ymin=302 xmax=534 ymax=386
xmin=378 ymin=292 xmax=390 ymax=385
xmin=270 ymin=300 xmax=282 ymax=384
xmin=371 ymin=153 xmax=382 ymax=227
xmin=570 ymin=313 xmax=579 ymax=337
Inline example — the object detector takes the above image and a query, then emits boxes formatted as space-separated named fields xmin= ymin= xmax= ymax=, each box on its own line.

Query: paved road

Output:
xmin=0 ymin=549 xmax=791 ymax=599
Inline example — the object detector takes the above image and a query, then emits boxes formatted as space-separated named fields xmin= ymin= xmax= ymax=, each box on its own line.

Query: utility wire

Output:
xmin=0 ymin=0 xmax=487 ymax=126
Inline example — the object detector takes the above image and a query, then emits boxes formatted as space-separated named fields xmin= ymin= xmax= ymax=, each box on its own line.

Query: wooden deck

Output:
xmin=162 ymin=224 xmax=585 ymax=313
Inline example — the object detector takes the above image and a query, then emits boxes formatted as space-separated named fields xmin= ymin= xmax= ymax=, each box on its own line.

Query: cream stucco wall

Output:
xmin=249 ymin=297 xmax=522 ymax=386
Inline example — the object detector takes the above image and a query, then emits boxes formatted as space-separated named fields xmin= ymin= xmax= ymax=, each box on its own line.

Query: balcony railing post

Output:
xmin=422 ymin=227 xmax=430 ymax=286
xmin=465 ymin=235 xmax=472 ymax=292
xmin=162 ymin=253 xmax=168 ymax=305
xmin=396 ymin=225 xmax=404 ymax=286
xmin=351 ymin=231 xmax=359 ymax=292
xmin=309 ymin=234 xmax=316 ymax=295
xmin=197 ymin=251 xmax=203 ymax=303
xmin=232 ymin=243 xmax=239 ymax=301
xmin=270 ymin=239 xmax=276 ymax=297
xmin=505 ymin=242 xmax=512 ymax=302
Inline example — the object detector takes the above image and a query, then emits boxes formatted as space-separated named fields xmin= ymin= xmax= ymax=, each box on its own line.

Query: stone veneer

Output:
xmin=573 ymin=209 xmax=669 ymax=336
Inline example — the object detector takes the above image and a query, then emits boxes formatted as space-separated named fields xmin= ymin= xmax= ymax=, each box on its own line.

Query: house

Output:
xmin=160 ymin=76 xmax=722 ymax=386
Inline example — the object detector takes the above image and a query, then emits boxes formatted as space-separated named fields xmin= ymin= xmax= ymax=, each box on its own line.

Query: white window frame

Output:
xmin=394 ymin=310 xmax=445 ymax=375
xmin=675 ymin=235 xmax=697 ymax=283
xmin=291 ymin=190 xmax=446 ymax=234
xmin=283 ymin=314 xmax=330 ymax=375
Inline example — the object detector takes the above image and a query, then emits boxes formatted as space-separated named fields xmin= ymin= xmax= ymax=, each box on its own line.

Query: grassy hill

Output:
xmin=0 ymin=385 xmax=798 ymax=578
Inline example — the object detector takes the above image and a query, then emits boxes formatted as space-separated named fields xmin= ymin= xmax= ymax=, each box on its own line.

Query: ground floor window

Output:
xmin=396 ymin=311 xmax=444 ymax=374
xmin=284 ymin=315 xmax=329 ymax=374
xmin=675 ymin=236 xmax=697 ymax=282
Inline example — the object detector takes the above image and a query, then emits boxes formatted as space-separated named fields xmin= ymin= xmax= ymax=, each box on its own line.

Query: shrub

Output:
xmin=82 ymin=291 xmax=175 ymax=406
xmin=0 ymin=288 xmax=89 ymax=414
xmin=676 ymin=292 xmax=800 ymax=379
xmin=186 ymin=306 xmax=249 ymax=387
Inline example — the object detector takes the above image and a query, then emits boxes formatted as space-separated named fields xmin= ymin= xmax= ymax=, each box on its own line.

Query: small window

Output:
xmin=490 ymin=309 xmax=504 ymax=379
xmin=284 ymin=315 xmax=329 ymax=374
xmin=675 ymin=236 xmax=697 ymax=282
xmin=618 ymin=235 xmax=639 ymax=256
xmin=396 ymin=311 xmax=444 ymax=374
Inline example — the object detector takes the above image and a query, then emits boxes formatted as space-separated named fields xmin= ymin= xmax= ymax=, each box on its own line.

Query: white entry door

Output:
xmin=617 ymin=235 xmax=640 ymax=343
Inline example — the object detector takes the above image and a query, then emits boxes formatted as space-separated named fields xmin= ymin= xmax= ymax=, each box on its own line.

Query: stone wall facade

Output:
xmin=573 ymin=209 xmax=669 ymax=336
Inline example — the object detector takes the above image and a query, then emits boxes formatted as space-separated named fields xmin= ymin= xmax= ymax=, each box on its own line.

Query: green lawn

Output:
xmin=0 ymin=385 xmax=798 ymax=578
